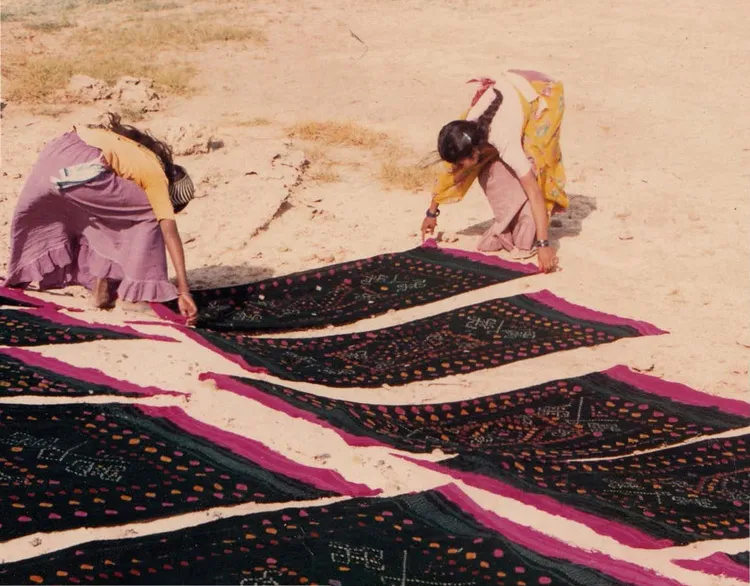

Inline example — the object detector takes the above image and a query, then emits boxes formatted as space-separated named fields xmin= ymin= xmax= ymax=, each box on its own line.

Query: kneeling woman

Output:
xmin=421 ymin=70 xmax=569 ymax=273
xmin=4 ymin=113 xmax=199 ymax=323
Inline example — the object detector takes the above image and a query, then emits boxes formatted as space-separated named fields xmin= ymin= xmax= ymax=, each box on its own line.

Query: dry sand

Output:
xmin=0 ymin=0 xmax=748 ymax=584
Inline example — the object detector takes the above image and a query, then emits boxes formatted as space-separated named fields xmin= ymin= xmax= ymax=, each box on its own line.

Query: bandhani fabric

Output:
xmin=187 ymin=290 xmax=666 ymax=387
xmin=0 ymin=485 xmax=686 ymax=586
xmin=0 ymin=308 xmax=172 ymax=346
xmin=202 ymin=366 xmax=750 ymax=461
xmin=152 ymin=240 xmax=538 ymax=331
xmin=0 ymin=287 xmax=48 ymax=309
xmin=0 ymin=348 xmax=184 ymax=398
xmin=674 ymin=550 xmax=750 ymax=583
xmin=411 ymin=433 xmax=750 ymax=548
xmin=0 ymin=403 xmax=373 ymax=542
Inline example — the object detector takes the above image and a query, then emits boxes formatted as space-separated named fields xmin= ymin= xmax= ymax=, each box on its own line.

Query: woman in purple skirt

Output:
xmin=3 ymin=113 xmax=198 ymax=324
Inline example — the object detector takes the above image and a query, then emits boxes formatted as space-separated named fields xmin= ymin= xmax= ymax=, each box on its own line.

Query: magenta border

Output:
xmin=127 ymin=321 xmax=269 ymax=374
xmin=136 ymin=404 xmax=380 ymax=498
xmin=199 ymin=373 xmax=388 ymax=448
xmin=399 ymin=455 xmax=674 ymax=549
xmin=673 ymin=552 xmax=749 ymax=582
xmin=438 ymin=484 xmax=684 ymax=586
xmin=0 ymin=286 xmax=82 ymax=312
xmin=605 ymin=365 xmax=750 ymax=418
xmin=526 ymin=289 xmax=668 ymax=336
xmin=149 ymin=300 xmax=183 ymax=324
xmin=15 ymin=307 xmax=178 ymax=343
xmin=421 ymin=238 xmax=539 ymax=274
xmin=0 ymin=286 xmax=50 ymax=308
xmin=0 ymin=347 xmax=185 ymax=397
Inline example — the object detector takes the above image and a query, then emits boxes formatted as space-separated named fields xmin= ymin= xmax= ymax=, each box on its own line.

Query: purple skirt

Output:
xmin=3 ymin=132 xmax=177 ymax=302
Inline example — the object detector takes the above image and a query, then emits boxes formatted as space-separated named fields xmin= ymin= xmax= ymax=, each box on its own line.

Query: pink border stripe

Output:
xmin=137 ymin=404 xmax=380 ymax=498
xmin=674 ymin=552 xmax=749 ymax=582
xmin=200 ymin=373 xmax=387 ymax=448
xmin=605 ymin=365 xmax=750 ymax=418
xmin=398 ymin=455 xmax=674 ymax=549
xmin=0 ymin=287 xmax=48 ymax=308
xmin=526 ymin=289 xmax=668 ymax=336
xmin=0 ymin=286 xmax=82 ymax=312
xmin=0 ymin=348 xmax=185 ymax=397
xmin=437 ymin=484 xmax=683 ymax=586
xmin=17 ymin=307 xmax=178 ymax=343
xmin=149 ymin=300 xmax=183 ymax=324
xmin=421 ymin=238 xmax=539 ymax=274
xmin=127 ymin=321 xmax=269 ymax=374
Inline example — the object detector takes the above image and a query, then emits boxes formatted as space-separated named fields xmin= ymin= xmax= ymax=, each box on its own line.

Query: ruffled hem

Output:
xmin=117 ymin=279 xmax=178 ymax=304
xmin=4 ymin=241 xmax=178 ymax=304
xmin=3 ymin=243 xmax=79 ymax=289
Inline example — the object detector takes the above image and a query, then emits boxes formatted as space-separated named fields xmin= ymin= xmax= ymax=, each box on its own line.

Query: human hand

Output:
xmin=537 ymin=246 xmax=559 ymax=273
xmin=178 ymin=292 xmax=198 ymax=326
xmin=421 ymin=216 xmax=437 ymax=241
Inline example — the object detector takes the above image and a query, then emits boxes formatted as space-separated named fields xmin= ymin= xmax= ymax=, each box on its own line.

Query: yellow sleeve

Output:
xmin=76 ymin=127 xmax=175 ymax=221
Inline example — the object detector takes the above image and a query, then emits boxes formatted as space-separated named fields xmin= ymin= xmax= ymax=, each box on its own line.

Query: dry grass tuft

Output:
xmin=379 ymin=160 xmax=439 ymax=192
xmin=236 ymin=116 xmax=272 ymax=127
xmin=2 ymin=10 xmax=264 ymax=103
xmin=25 ymin=16 xmax=76 ymax=31
xmin=287 ymin=121 xmax=391 ymax=150
xmin=30 ymin=104 xmax=74 ymax=117
xmin=310 ymin=169 xmax=341 ymax=183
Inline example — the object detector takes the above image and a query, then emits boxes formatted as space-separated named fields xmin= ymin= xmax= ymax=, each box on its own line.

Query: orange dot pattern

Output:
xmin=0 ymin=354 xmax=143 ymax=398
xmin=203 ymin=294 xmax=642 ymax=388
xmin=0 ymin=403 xmax=332 ymax=543
xmin=173 ymin=245 xmax=530 ymax=333
xmin=0 ymin=490 xmax=629 ymax=585
xmin=445 ymin=434 xmax=749 ymax=545
xmin=0 ymin=310 xmax=136 ymax=347
xmin=239 ymin=372 xmax=750 ymax=462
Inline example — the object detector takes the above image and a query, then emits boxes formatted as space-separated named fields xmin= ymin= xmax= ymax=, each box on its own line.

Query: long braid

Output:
xmin=474 ymin=89 xmax=503 ymax=143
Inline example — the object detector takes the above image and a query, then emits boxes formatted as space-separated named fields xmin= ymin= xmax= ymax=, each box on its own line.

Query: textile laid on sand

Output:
xmin=0 ymin=348 xmax=184 ymax=398
xmin=190 ymin=290 xmax=665 ymax=387
xmin=0 ymin=308 xmax=171 ymax=347
xmin=154 ymin=240 xmax=538 ymax=331
xmin=0 ymin=403 xmax=372 ymax=542
xmin=0 ymin=485 xmax=684 ymax=586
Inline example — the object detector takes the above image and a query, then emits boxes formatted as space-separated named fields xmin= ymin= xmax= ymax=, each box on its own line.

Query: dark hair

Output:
xmin=102 ymin=112 xmax=177 ymax=183
xmin=437 ymin=89 xmax=504 ymax=164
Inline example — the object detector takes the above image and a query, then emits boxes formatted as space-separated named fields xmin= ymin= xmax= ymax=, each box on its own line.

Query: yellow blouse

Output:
xmin=76 ymin=126 xmax=175 ymax=221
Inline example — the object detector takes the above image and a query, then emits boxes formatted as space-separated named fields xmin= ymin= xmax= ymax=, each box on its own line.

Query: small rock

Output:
xmin=164 ymin=123 xmax=221 ymax=156
xmin=618 ymin=232 xmax=633 ymax=241
xmin=67 ymin=74 xmax=112 ymax=101
xmin=112 ymin=76 xmax=160 ymax=113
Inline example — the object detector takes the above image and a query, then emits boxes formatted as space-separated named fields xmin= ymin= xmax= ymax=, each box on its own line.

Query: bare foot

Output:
xmin=92 ymin=278 xmax=115 ymax=309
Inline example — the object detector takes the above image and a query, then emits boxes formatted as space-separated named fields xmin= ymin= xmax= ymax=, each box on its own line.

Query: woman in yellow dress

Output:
xmin=421 ymin=69 xmax=568 ymax=273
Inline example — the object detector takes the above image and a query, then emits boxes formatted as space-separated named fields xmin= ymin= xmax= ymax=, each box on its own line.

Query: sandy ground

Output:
xmin=0 ymin=0 xmax=749 ymax=584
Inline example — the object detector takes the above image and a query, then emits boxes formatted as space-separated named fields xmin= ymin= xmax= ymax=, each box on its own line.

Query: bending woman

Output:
xmin=4 ymin=113 xmax=199 ymax=323
xmin=421 ymin=69 xmax=569 ymax=273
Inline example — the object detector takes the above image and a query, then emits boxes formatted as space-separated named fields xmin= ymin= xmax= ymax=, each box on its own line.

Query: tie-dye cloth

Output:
xmin=0 ymin=403 xmax=374 ymax=542
xmin=152 ymin=240 xmax=538 ymax=331
xmin=0 ymin=485 xmax=685 ymax=586
xmin=188 ymin=290 xmax=665 ymax=387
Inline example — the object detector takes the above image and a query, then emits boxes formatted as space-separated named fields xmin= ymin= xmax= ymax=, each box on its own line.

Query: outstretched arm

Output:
xmin=159 ymin=219 xmax=198 ymax=324
xmin=518 ymin=171 xmax=558 ymax=273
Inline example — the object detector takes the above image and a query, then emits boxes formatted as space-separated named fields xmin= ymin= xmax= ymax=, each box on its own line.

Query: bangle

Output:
xmin=535 ymin=239 xmax=550 ymax=248
xmin=177 ymin=291 xmax=192 ymax=297
xmin=425 ymin=208 xmax=440 ymax=218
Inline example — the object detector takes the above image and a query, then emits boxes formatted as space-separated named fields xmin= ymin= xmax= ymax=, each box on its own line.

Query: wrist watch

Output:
xmin=535 ymin=239 xmax=550 ymax=248
xmin=425 ymin=208 xmax=440 ymax=218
